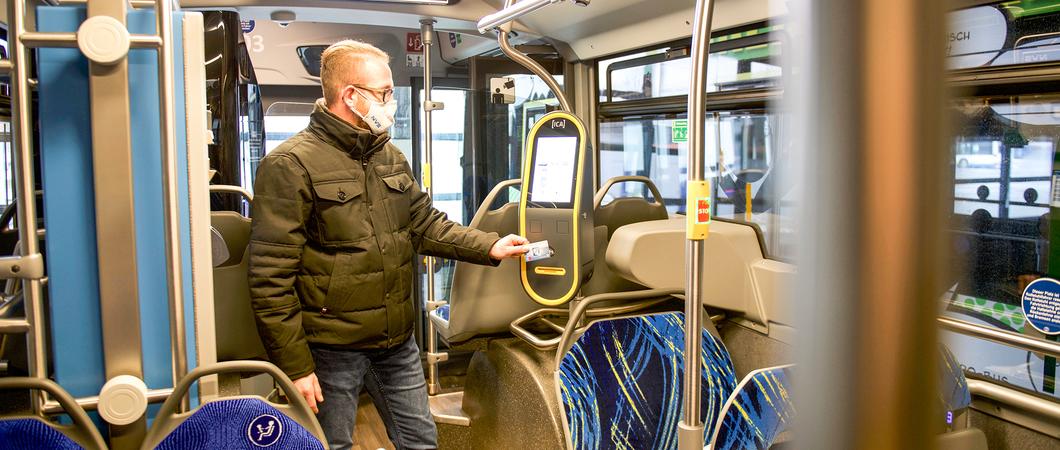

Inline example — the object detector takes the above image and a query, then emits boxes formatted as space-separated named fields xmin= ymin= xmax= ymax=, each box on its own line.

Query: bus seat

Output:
xmin=936 ymin=344 xmax=987 ymax=450
xmin=0 ymin=377 xmax=107 ymax=450
xmin=557 ymin=312 xmax=737 ymax=450
xmin=429 ymin=180 xmax=539 ymax=344
xmin=211 ymin=211 xmax=266 ymax=361
xmin=706 ymin=365 xmax=795 ymax=450
xmin=142 ymin=361 xmax=326 ymax=450
xmin=582 ymin=176 xmax=668 ymax=296
xmin=593 ymin=176 xmax=669 ymax=240
xmin=607 ymin=218 xmax=796 ymax=328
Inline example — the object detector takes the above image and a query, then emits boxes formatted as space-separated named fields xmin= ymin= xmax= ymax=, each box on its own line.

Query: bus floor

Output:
xmin=352 ymin=390 xmax=396 ymax=450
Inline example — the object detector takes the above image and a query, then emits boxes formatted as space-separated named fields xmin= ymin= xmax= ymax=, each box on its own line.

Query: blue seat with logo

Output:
xmin=556 ymin=311 xmax=738 ymax=449
xmin=141 ymin=361 xmax=326 ymax=450
xmin=0 ymin=377 xmax=107 ymax=450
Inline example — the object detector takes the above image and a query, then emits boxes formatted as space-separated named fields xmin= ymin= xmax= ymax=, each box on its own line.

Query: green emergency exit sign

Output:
xmin=672 ymin=120 xmax=688 ymax=142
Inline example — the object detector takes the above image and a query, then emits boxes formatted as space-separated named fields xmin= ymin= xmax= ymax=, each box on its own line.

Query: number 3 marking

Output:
xmin=251 ymin=35 xmax=265 ymax=53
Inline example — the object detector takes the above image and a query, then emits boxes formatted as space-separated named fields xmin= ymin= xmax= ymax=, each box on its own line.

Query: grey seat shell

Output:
xmin=430 ymin=180 xmax=539 ymax=343
xmin=211 ymin=210 xmax=266 ymax=361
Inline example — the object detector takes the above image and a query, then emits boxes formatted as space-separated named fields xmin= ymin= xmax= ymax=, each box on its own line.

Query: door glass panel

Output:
xmin=417 ymin=87 xmax=469 ymax=306
xmin=943 ymin=94 xmax=1060 ymax=402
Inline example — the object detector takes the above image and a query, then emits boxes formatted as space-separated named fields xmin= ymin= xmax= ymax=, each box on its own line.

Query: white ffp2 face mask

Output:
xmin=348 ymin=87 xmax=397 ymax=135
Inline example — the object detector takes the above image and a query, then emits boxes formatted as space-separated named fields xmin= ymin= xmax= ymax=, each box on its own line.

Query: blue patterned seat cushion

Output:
xmin=155 ymin=398 xmax=324 ymax=450
xmin=0 ymin=418 xmax=83 ymax=450
xmin=558 ymin=312 xmax=737 ymax=450
xmin=710 ymin=366 xmax=794 ymax=450
xmin=434 ymin=304 xmax=450 ymax=322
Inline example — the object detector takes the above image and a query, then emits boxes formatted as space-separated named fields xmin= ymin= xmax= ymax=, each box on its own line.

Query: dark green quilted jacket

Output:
xmin=249 ymin=101 xmax=500 ymax=380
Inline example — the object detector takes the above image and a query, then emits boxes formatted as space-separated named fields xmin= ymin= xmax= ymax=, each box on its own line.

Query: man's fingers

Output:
xmin=314 ymin=378 xmax=324 ymax=403
xmin=302 ymin=388 xmax=318 ymax=413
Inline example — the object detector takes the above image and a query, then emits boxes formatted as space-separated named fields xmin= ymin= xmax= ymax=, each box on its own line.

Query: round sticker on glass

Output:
xmin=247 ymin=414 xmax=283 ymax=447
xmin=1021 ymin=277 xmax=1060 ymax=335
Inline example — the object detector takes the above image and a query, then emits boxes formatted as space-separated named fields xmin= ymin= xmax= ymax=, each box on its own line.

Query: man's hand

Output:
xmin=489 ymin=234 xmax=530 ymax=260
xmin=293 ymin=373 xmax=324 ymax=414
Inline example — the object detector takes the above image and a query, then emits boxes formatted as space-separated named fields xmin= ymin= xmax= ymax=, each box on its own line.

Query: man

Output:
xmin=249 ymin=40 xmax=528 ymax=450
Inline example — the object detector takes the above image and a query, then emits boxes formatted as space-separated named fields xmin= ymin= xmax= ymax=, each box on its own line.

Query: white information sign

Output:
xmin=947 ymin=6 xmax=1008 ymax=69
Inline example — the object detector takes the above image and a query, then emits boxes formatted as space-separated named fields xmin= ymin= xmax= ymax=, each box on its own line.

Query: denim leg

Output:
xmin=364 ymin=335 xmax=437 ymax=450
xmin=310 ymin=346 xmax=372 ymax=450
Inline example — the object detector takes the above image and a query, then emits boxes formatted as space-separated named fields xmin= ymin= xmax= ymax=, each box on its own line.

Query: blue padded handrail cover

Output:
xmin=154 ymin=398 xmax=324 ymax=450
xmin=0 ymin=418 xmax=83 ymax=450
xmin=558 ymin=312 xmax=737 ymax=450
xmin=710 ymin=365 xmax=794 ymax=450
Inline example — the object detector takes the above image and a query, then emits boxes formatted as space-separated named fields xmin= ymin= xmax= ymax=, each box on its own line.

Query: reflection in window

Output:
xmin=598 ymin=111 xmax=794 ymax=259
xmin=944 ymin=95 xmax=1059 ymax=401
xmin=948 ymin=1 xmax=1060 ymax=69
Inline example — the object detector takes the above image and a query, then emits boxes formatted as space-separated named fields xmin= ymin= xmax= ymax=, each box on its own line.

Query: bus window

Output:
xmin=598 ymin=25 xmax=782 ymax=102
xmin=944 ymin=94 xmax=1059 ymax=401
xmin=598 ymin=111 xmax=794 ymax=260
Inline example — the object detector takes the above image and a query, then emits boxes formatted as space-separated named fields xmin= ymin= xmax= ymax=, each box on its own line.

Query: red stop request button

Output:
xmin=696 ymin=198 xmax=710 ymax=224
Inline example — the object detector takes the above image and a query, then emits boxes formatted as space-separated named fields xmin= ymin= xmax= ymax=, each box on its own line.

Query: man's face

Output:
xmin=344 ymin=57 xmax=395 ymax=117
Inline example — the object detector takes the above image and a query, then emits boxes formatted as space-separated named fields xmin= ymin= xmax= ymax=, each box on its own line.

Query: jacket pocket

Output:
xmin=379 ymin=171 xmax=413 ymax=230
xmin=312 ymin=179 xmax=370 ymax=245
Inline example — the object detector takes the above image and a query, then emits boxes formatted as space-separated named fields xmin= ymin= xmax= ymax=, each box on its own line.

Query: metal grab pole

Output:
xmin=420 ymin=19 xmax=446 ymax=396
xmin=494 ymin=0 xmax=572 ymax=113
xmin=680 ymin=0 xmax=714 ymax=449
xmin=155 ymin=0 xmax=189 ymax=411
xmin=9 ymin=0 xmax=47 ymax=413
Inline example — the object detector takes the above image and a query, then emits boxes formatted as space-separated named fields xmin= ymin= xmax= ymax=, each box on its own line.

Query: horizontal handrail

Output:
xmin=938 ymin=316 xmax=1060 ymax=359
xmin=42 ymin=387 xmax=173 ymax=415
xmin=967 ymin=379 xmax=1060 ymax=422
xmin=209 ymin=185 xmax=253 ymax=203
xmin=19 ymin=32 xmax=161 ymax=49
xmin=477 ymin=0 xmax=562 ymax=34
xmin=554 ymin=288 xmax=683 ymax=369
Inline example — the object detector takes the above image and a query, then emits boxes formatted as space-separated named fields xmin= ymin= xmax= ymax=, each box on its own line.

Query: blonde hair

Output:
xmin=320 ymin=39 xmax=390 ymax=105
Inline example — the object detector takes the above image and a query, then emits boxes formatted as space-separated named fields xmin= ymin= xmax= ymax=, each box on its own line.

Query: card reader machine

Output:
xmin=518 ymin=111 xmax=594 ymax=306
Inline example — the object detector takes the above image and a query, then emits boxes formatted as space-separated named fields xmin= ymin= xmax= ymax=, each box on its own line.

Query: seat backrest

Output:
xmin=143 ymin=361 xmax=326 ymax=450
xmin=593 ymin=176 xmax=669 ymax=241
xmin=707 ymin=365 xmax=795 ymax=450
xmin=443 ymin=181 xmax=540 ymax=343
xmin=211 ymin=211 xmax=266 ymax=361
xmin=0 ymin=377 xmax=107 ymax=450
xmin=557 ymin=312 xmax=737 ymax=450
xmin=582 ymin=177 xmax=668 ymax=297
xmin=938 ymin=343 xmax=971 ymax=414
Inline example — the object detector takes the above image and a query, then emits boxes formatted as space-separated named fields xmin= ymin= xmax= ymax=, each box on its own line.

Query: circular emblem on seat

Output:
xmin=247 ymin=414 xmax=283 ymax=447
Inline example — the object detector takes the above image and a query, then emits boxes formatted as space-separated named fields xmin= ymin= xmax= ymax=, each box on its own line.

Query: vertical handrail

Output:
xmin=680 ymin=0 xmax=714 ymax=449
xmin=420 ymin=19 xmax=445 ymax=396
xmin=8 ymin=0 xmax=47 ymax=413
xmin=154 ymin=0 xmax=189 ymax=412
xmin=495 ymin=0 xmax=572 ymax=113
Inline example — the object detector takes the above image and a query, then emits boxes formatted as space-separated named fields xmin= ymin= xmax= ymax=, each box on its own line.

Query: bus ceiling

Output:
xmin=179 ymin=0 xmax=777 ymax=61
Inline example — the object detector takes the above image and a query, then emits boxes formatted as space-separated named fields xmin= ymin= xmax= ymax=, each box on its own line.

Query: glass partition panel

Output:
xmin=598 ymin=111 xmax=794 ymax=259
xmin=943 ymin=94 xmax=1060 ymax=401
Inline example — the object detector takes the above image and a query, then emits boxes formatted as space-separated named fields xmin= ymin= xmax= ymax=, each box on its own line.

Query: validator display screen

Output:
xmin=529 ymin=136 xmax=578 ymax=204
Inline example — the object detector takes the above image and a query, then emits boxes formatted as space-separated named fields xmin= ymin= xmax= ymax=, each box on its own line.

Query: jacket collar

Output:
xmin=307 ymin=99 xmax=391 ymax=160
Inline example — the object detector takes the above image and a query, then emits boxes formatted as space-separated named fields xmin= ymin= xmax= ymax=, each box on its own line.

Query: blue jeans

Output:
xmin=310 ymin=335 xmax=437 ymax=450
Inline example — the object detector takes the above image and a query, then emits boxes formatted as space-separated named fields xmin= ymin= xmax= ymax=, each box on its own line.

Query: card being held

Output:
xmin=524 ymin=240 xmax=553 ymax=262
